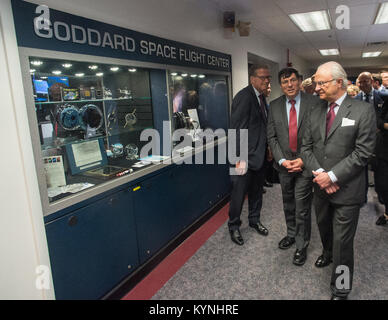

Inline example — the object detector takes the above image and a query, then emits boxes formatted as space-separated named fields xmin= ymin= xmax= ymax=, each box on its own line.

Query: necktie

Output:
xmin=259 ymin=94 xmax=268 ymax=121
xmin=326 ymin=102 xmax=337 ymax=137
xmin=289 ymin=100 xmax=297 ymax=152
xmin=365 ymin=93 xmax=370 ymax=103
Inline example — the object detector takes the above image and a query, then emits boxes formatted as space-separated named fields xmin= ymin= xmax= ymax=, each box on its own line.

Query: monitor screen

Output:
xmin=33 ymin=79 xmax=49 ymax=94
xmin=47 ymin=76 xmax=69 ymax=88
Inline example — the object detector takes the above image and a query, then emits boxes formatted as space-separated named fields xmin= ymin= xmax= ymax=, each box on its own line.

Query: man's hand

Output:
xmin=281 ymin=160 xmax=293 ymax=170
xmin=287 ymin=158 xmax=304 ymax=173
xmin=236 ymin=160 xmax=247 ymax=176
xmin=324 ymin=183 xmax=340 ymax=195
xmin=312 ymin=171 xmax=333 ymax=189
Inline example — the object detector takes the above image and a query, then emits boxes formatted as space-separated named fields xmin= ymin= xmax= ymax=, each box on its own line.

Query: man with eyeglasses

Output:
xmin=228 ymin=64 xmax=271 ymax=246
xmin=301 ymin=61 xmax=376 ymax=300
xmin=267 ymin=68 xmax=325 ymax=266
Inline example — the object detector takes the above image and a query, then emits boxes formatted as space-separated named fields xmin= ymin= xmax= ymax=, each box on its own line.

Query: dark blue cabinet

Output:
xmin=45 ymin=154 xmax=231 ymax=299
xmin=45 ymin=188 xmax=139 ymax=300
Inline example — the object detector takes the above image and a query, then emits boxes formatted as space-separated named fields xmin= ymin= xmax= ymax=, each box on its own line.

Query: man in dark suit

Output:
xmin=301 ymin=62 xmax=376 ymax=300
xmin=355 ymin=72 xmax=385 ymax=112
xmin=267 ymin=68 xmax=325 ymax=266
xmin=355 ymin=71 xmax=385 ymax=199
xmin=228 ymin=64 xmax=271 ymax=245
xmin=375 ymin=98 xmax=388 ymax=225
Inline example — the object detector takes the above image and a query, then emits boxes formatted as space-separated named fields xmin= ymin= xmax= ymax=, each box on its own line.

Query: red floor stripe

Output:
xmin=122 ymin=203 xmax=230 ymax=300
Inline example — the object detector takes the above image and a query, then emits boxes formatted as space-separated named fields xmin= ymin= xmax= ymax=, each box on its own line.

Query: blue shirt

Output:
xmin=278 ymin=92 xmax=301 ymax=165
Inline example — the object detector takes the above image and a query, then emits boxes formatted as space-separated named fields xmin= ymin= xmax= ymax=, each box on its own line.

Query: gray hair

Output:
xmin=318 ymin=61 xmax=348 ymax=89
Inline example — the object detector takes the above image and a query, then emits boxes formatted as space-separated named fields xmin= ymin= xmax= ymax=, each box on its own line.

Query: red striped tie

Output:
xmin=289 ymin=99 xmax=297 ymax=152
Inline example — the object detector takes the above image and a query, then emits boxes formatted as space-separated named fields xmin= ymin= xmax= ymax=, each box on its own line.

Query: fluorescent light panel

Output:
xmin=362 ymin=51 xmax=382 ymax=58
xmin=319 ymin=49 xmax=339 ymax=56
xmin=375 ymin=2 xmax=388 ymax=24
xmin=289 ymin=10 xmax=331 ymax=32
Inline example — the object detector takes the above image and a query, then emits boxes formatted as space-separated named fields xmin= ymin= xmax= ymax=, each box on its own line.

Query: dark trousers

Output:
xmin=375 ymin=158 xmax=388 ymax=213
xmin=278 ymin=171 xmax=312 ymax=250
xmin=314 ymin=195 xmax=360 ymax=297
xmin=228 ymin=167 xmax=265 ymax=231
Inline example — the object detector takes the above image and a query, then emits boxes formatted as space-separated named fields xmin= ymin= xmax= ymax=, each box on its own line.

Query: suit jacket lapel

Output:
xmin=297 ymin=93 xmax=307 ymax=132
xmin=326 ymin=96 xmax=352 ymax=140
xmin=249 ymin=85 xmax=267 ymax=124
xmin=280 ymin=95 xmax=289 ymax=131
xmin=319 ymin=104 xmax=327 ymax=142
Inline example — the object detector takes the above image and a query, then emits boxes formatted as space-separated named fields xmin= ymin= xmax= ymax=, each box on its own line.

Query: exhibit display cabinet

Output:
xmin=12 ymin=0 xmax=232 ymax=299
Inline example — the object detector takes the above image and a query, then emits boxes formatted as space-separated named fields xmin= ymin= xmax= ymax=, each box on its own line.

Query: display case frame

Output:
xmin=19 ymin=47 xmax=232 ymax=216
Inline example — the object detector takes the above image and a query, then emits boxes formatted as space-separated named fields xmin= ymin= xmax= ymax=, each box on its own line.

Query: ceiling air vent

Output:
xmin=366 ymin=41 xmax=387 ymax=47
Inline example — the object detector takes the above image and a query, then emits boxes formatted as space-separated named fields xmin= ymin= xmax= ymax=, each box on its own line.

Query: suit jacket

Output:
xmin=267 ymin=92 xmax=325 ymax=177
xmin=355 ymin=89 xmax=385 ymax=113
xmin=301 ymin=95 xmax=376 ymax=205
xmin=229 ymin=85 xmax=267 ymax=171
xmin=376 ymin=99 xmax=388 ymax=161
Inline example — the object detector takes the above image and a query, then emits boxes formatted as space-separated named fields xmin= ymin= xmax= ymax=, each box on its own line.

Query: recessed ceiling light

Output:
xmin=171 ymin=72 xmax=178 ymax=76
xmin=374 ymin=2 xmax=388 ymax=24
xmin=198 ymin=75 xmax=206 ymax=78
xmin=62 ymin=63 xmax=72 ymax=68
xmin=30 ymin=60 xmax=43 ymax=66
xmin=362 ymin=51 xmax=382 ymax=58
xmin=52 ymin=70 xmax=62 ymax=75
xmin=30 ymin=69 xmax=36 ymax=73
xmin=88 ymin=65 xmax=98 ymax=70
xmin=289 ymin=10 xmax=331 ymax=32
xmin=40 ymin=76 xmax=48 ymax=79
xmin=128 ymin=68 xmax=137 ymax=72
xmin=190 ymin=74 xmax=197 ymax=78
xmin=319 ymin=49 xmax=339 ymax=56
xmin=96 ymin=72 xmax=104 ymax=77
xmin=181 ymin=73 xmax=188 ymax=77
xmin=75 ymin=73 xmax=85 ymax=77
xmin=110 ymin=67 xmax=119 ymax=72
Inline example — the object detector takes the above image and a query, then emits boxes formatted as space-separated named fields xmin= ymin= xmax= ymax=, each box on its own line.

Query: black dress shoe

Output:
xmin=293 ymin=248 xmax=307 ymax=266
xmin=249 ymin=222 xmax=268 ymax=236
xmin=376 ymin=215 xmax=388 ymax=225
xmin=278 ymin=236 xmax=295 ymax=250
xmin=315 ymin=254 xmax=332 ymax=268
xmin=230 ymin=229 xmax=244 ymax=246
xmin=264 ymin=180 xmax=273 ymax=188
xmin=331 ymin=295 xmax=347 ymax=300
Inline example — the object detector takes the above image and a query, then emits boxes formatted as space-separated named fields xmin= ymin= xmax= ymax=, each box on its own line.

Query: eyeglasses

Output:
xmin=315 ymin=79 xmax=336 ymax=87
xmin=253 ymin=75 xmax=272 ymax=81
xmin=280 ymin=78 xmax=298 ymax=85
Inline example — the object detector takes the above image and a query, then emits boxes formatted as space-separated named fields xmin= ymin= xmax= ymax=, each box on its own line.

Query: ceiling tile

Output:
xmin=269 ymin=32 xmax=308 ymax=46
xmin=274 ymin=0 xmax=327 ymax=14
xmin=303 ymin=30 xmax=337 ymax=43
xmin=326 ymin=0 xmax=378 ymax=9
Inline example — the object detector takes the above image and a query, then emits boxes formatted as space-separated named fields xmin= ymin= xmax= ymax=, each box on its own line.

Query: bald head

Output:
xmin=357 ymin=71 xmax=373 ymax=94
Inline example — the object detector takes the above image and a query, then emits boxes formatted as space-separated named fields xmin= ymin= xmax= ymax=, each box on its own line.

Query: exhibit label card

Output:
xmin=43 ymin=156 xmax=66 ymax=188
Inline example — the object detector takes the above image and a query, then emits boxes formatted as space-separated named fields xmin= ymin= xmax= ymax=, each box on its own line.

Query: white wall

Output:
xmin=0 ymin=0 xmax=309 ymax=299
xmin=0 ymin=0 xmax=54 ymax=300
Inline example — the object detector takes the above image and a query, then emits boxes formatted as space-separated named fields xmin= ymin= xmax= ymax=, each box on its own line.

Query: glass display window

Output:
xmin=168 ymin=71 xmax=230 ymax=148
xmin=29 ymin=56 xmax=155 ymax=203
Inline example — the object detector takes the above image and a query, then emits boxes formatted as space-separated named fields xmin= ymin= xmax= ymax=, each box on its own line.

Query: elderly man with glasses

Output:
xmin=301 ymin=61 xmax=376 ymax=300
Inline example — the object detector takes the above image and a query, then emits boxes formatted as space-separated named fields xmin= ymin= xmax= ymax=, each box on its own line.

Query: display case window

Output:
xmin=30 ymin=57 xmax=155 ymax=203
xmin=168 ymin=71 xmax=229 ymax=134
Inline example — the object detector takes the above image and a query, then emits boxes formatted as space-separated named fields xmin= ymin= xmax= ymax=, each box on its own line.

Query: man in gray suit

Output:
xmin=268 ymin=68 xmax=324 ymax=266
xmin=301 ymin=61 xmax=376 ymax=300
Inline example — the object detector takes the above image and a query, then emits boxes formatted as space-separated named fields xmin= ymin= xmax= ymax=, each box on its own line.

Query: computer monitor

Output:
xmin=33 ymin=79 xmax=49 ymax=94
